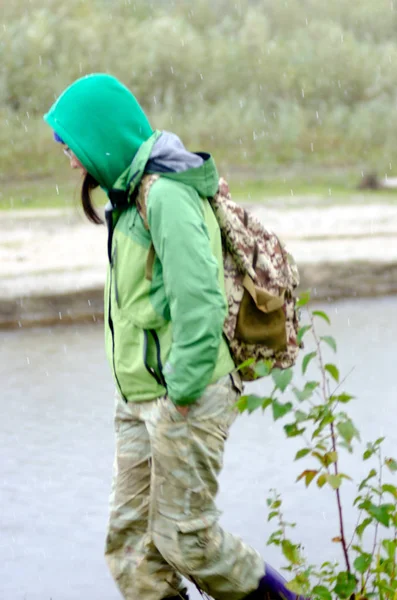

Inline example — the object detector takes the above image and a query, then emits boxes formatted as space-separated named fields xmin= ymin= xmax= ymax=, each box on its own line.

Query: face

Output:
xmin=62 ymin=145 xmax=86 ymax=174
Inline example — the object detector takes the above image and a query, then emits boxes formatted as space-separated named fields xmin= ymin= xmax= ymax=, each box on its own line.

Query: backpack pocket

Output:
xmin=235 ymin=275 xmax=287 ymax=351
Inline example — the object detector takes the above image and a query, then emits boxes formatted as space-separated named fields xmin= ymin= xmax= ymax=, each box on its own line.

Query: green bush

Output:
xmin=237 ymin=295 xmax=397 ymax=598
xmin=1 ymin=0 xmax=397 ymax=179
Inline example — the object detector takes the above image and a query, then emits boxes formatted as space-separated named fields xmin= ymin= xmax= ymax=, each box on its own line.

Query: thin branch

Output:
xmin=347 ymin=507 xmax=364 ymax=551
xmin=331 ymin=421 xmax=351 ymax=573
xmin=330 ymin=367 xmax=356 ymax=398
xmin=311 ymin=312 xmax=351 ymax=573
xmin=363 ymin=447 xmax=383 ymax=593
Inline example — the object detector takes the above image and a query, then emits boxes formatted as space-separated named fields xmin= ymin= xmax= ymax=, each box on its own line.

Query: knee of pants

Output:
xmin=153 ymin=514 xmax=222 ymax=573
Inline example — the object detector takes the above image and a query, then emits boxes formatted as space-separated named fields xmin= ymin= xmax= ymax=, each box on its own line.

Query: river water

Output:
xmin=1 ymin=297 xmax=396 ymax=600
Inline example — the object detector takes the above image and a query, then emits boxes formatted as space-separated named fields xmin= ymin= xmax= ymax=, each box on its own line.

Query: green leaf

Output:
xmin=295 ymin=410 xmax=308 ymax=422
xmin=297 ymin=325 xmax=311 ymax=344
xmin=302 ymin=351 xmax=316 ymax=375
xmin=296 ymin=291 xmax=310 ymax=308
xmin=295 ymin=448 xmax=311 ymax=461
xmin=385 ymin=457 xmax=397 ymax=472
xmin=358 ymin=468 xmax=377 ymax=491
xmin=312 ymin=585 xmax=332 ymax=600
xmin=321 ymin=335 xmax=337 ymax=352
xmin=312 ymin=310 xmax=331 ymax=325
xmin=317 ymin=473 xmax=328 ymax=488
xmin=267 ymin=511 xmax=279 ymax=522
xmin=255 ymin=360 xmax=273 ymax=378
xmin=272 ymin=368 xmax=293 ymax=392
xmin=324 ymin=451 xmax=338 ymax=466
xmin=235 ymin=395 xmax=248 ymax=412
xmin=332 ymin=393 xmax=354 ymax=404
xmin=272 ymin=400 xmax=293 ymax=421
xmin=333 ymin=571 xmax=357 ymax=598
xmin=325 ymin=363 xmax=340 ymax=382
xmin=328 ymin=474 xmax=343 ymax=490
xmin=337 ymin=420 xmax=359 ymax=444
xmin=237 ymin=357 xmax=255 ymax=371
xmin=281 ymin=539 xmax=301 ymax=564
xmin=293 ymin=381 xmax=319 ymax=402
xmin=355 ymin=517 xmax=372 ymax=539
xmin=382 ymin=538 xmax=397 ymax=559
xmin=382 ymin=484 xmax=397 ymax=498
xmin=284 ymin=422 xmax=305 ymax=438
xmin=296 ymin=469 xmax=318 ymax=487
xmin=366 ymin=503 xmax=393 ymax=527
xmin=353 ymin=553 xmax=372 ymax=574
xmin=262 ymin=397 xmax=273 ymax=411
xmin=246 ymin=395 xmax=265 ymax=413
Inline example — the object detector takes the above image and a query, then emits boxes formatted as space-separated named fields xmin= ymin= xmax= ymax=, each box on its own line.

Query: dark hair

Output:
xmin=81 ymin=172 xmax=103 ymax=224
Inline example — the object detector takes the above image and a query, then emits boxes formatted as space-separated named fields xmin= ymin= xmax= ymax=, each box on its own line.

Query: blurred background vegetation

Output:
xmin=1 ymin=0 xmax=397 ymax=206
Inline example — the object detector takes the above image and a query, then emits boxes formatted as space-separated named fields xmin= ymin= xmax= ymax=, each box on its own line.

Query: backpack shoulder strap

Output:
xmin=135 ymin=174 xmax=159 ymax=281
xmin=136 ymin=174 xmax=160 ymax=230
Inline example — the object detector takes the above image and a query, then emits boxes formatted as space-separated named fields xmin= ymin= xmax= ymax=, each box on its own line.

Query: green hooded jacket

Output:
xmin=44 ymin=74 xmax=235 ymax=405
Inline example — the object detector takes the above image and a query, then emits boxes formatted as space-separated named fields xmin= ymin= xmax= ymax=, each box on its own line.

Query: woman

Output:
xmin=44 ymin=73 xmax=305 ymax=600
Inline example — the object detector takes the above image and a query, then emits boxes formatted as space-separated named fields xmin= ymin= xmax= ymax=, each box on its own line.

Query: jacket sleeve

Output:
xmin=147 ymin=179 xmax=227 ymax=405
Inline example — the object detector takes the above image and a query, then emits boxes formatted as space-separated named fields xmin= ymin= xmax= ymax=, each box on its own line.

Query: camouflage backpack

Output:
xmin=136 ymin=174 xmax=301 ymax=381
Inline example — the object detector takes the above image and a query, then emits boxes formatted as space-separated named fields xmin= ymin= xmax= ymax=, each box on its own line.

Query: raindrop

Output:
xmin=340 ymin=34 xmax=344 ymax=43
xmin=26 ymin=357 xmax=30 ymax=365
xmin=301 ymin=88 xmax=305 ymax=98
xmin=328 ymin=188 xmax=332 ymax=196
xmin=79 ymin=62 xmax=83 ymax=73
xmin=316 ymin=111 xmax=319 ymax=120
xmin=87 ymin=299 xmax=91 ymax=306
xmin=305 ymin=17 xmax=308 ymax=25
xmin=290 ymin=189 xmax=294 ymax=196
xmin=199 ymin=73 xmax=203 ymax=80
xmin=310 ymin=142 xmax=314 ymax=152
xmin=59 ymin=312 xmax=62 ymax=320
xmin=26 ymin=112 xmax=30 ymax=119
xmin=153 ymin=96 xmax=157 ymax=105
xmin=38 ymin=55 xmax=42 ymax=66
xmin=338 ymin=80 xmax=341 ymax=88
xmin=55 ymin=185 xmax=59 ymax=195
xmin=390 ymin=162 xmax=392 ymax=171
xmin=170 ymin=66 xmax=174 ymax=74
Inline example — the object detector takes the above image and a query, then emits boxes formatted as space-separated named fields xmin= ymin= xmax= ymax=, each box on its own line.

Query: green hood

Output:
xmin=44 ymin=74 xmax=153 ymax=191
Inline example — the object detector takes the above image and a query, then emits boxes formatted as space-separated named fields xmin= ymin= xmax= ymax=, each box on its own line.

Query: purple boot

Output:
xmin=245 ymin=563 xmax=308 ymax=599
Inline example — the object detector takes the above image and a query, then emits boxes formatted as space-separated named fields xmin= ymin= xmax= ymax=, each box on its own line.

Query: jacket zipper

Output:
xmin=112 ymin=240 xmax=120 ymax=308
xmin=105 ymin=210 xmax=126 ymax=401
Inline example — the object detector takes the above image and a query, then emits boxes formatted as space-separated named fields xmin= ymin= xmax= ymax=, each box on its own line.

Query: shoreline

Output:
xmin=2 ymin=202 xmax=397 ymax=329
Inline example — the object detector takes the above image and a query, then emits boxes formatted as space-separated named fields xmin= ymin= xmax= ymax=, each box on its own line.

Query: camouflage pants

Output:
xmin=105 ymin=374 xmax=264 ymax=600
